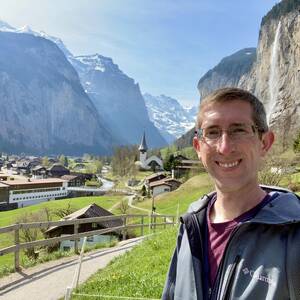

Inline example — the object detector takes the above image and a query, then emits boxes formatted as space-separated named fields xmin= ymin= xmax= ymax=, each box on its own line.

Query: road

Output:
xmin=0 ymin=237 xmax=144 ymax=300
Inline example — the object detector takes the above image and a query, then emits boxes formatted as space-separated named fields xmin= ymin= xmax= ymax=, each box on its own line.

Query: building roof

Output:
xmin=46 ymin=203 xmax=123 ymax=234
xmin=2 ymin=178 xmax=66 ymax=186
xmin=145 ymin=172 xmax=166 ymax=181
xmin=138 ymin=131 xmax=148 ymax=152
xmin=61 ymin=175 xmax=80 ymax=181
xmin=149 ymin=177 xmax=181 ymax=188
xmin=149 ymin=181 xmax=172 ymax=188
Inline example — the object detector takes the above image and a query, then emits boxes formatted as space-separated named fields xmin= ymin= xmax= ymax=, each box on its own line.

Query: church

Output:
xmin=135 ymin=132 xmax=164 ymax=171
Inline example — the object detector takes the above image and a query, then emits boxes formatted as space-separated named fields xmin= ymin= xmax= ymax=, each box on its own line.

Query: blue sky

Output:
xmin=0 ymin=0 xmax=279 ymax=106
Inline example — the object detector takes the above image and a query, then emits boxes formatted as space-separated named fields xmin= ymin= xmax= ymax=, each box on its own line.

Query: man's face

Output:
xmin=194 ymin=100 xmax=274 ymax=192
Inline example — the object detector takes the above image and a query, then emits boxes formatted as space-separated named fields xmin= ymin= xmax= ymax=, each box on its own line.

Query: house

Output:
xmin=31 ymin=165 xmax=47 ymax=179
xmin=173 ymin=154 xmax=204 ymax=177
xmin=149 ymin=178 xmax=181 ymax=197
xmin=145 ymin=172 xmax=167 ymax=186
xmin=47 ymin=163 xmax=70 ymax=178
xmin=135 ymin=132 xmax=164 ymax=171
xmin=45 ymin=203 xmax=123 ymax=251
xmin=60 ymin=174 xmax=85 ymax=187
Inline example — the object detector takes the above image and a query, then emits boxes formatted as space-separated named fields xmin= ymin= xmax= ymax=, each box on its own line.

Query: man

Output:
xmin=162 ymin=88 xmax=300 ymax=300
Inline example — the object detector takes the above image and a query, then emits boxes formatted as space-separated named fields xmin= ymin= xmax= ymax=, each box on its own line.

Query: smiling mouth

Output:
xmin=216 ymin=159 xmax=242 ymax=168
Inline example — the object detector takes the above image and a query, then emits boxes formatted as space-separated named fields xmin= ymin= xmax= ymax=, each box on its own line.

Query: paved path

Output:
xmin=0 ymin=237 xmax=144 ymax=300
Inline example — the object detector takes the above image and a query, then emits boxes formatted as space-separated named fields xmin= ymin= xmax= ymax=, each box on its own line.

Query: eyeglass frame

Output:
xmin=196 ymin=123 xmax=264 ymax=144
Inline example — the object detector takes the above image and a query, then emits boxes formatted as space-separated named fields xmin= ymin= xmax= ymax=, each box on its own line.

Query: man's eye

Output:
xmin=205 ymin=129 xmax=221 ymax=138
xmin=230 ymin=127 xmax=248 ymax=135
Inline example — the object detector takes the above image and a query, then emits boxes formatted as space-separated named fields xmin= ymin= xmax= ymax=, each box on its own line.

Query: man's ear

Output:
xmin=193 ymin=135 xmax=201 ymax=153
xmin=260 ymin=130 xmax=275 ymax=156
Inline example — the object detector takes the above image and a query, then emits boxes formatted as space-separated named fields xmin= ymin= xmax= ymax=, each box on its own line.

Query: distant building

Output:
xmin=31 ymin=165 xmax=47 ymax=179
xmin=61 ymin=174 xmax=85 ymax=187
xmin=47 ymin=163 xmax=70 ymax=178
xmin=1 ymin=178 xmax=68 ymax=208
xmin=136 ymin=132 xmax=163 ymax=171
xmin=149 ymin=178 xmax=181 ymax=197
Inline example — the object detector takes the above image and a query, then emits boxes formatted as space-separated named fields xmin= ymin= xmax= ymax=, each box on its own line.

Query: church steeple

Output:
xmin=138 ymin=131 xmax=148 ymax=153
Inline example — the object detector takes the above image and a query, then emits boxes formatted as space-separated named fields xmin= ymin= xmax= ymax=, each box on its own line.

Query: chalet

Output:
xmin=31 ymin=165 xmax=47 ymax=179
xmin=60 ymin=174 xmax=85 ymax=187
xmin=45 ymin=203 xmax=123 ymax=251
xmin=145 ymin=172 xmax=167 ymax=186
xmin=2 ymin=178 xmax=68 ymax=208
xmin=149 ymin=178 xmax=181 ymax=197
xmin=47 ymin=163 xmax=70 ymax=178
xmin=173 ymin=154 xmax=204 ymax=177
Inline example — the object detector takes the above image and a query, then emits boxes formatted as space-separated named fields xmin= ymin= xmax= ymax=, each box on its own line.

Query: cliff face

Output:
xmin=71 ymin=54 xmax=167 ymax=148
xmin=198 ymin=48 xmax=256 ymax=99
xmin=0 ymin=32 xmax=113 ymax=155
xmin=240 ymin=1 xmax=300 ymax=146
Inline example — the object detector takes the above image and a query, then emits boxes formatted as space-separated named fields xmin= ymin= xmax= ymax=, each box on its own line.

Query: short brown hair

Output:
xmin=197 ymin=87 xmax=268 ymax=133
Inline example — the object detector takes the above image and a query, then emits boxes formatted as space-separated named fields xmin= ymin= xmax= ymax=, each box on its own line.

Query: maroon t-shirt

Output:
xmin=207 ymin=193 xmax=275 ymax=286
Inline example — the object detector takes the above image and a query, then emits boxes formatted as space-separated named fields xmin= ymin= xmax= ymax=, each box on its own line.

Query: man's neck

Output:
xmin=210 ymin=184 xmax=267 ymax=223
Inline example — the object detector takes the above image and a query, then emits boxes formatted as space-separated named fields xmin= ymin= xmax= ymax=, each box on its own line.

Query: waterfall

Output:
xmin=267 ymin=21 xmax=281 ymax=124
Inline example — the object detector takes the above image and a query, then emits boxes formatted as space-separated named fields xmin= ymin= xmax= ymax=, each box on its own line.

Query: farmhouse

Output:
xmin=45 ymin=203 xmax=123 ymax=251
xmin=149 ymin=178 xmax=181 ymax=197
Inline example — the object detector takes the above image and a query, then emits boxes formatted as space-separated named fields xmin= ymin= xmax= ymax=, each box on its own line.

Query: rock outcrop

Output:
xmin=240 ymin=0 xmax=300 ymax=147
xmin=0 ymin=31 xmax=113 ymax=155
xmin=71 ymin=54 xmax=167 ymax=148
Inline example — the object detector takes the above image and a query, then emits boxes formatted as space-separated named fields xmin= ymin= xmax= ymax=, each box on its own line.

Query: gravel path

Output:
xmin=0 ymin=237 xmax=144 ymax=300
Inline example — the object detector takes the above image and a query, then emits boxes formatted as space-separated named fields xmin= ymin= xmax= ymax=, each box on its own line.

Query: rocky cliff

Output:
xmin=179 ymin=0 xmax=300 ymax=150
xmin=197 ymin=48 xmax=256 ymax=99
xmin=0 ymin=31 xmax=113 ymax=155
xmin=71 ymin=54 xmax=167 ymax=148
xmin=240 ymin=0 xmax=300 ymax=147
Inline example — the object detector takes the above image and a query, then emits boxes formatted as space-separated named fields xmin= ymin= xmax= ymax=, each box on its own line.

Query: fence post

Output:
xmin=141 ymin=216 xmax=144 ymax=236
xmin=164 ymin=216 xmax=167 ymax=229
xmin=14 ymin=223 xmax=20 ymax=271
xmin=74 ymin=222 xmax=79 ymax=254
xmin=122 ymin=215 xmax=127 ymax=240
xmin=153 ymin=214 xmax=156 ymax=233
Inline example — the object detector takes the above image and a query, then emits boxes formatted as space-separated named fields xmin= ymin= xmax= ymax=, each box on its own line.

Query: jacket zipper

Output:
xmin=209 ymin=225 xmax=244 ymax=300
xmin=221 ymin=255 xmax=241 ymax=300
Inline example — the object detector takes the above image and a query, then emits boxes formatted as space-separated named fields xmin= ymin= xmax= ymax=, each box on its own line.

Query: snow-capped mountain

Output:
xmin=143 ymin=93 xmax=197 ymax=143
xmin=0 ymin=20 xmax=167 ymax=149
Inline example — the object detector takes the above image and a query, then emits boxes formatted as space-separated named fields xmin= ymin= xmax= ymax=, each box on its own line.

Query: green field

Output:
xmin=132 ymin=172 xmax=213 ymax=216
xmin=0 ymin=195 xmax=124 ymax=271
xmin=73 ymin=227 xmax=178 ymax=300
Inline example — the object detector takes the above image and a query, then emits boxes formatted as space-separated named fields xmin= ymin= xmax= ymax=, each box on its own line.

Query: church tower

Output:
xmin=138 ymin=131 xmax=148 ymax=167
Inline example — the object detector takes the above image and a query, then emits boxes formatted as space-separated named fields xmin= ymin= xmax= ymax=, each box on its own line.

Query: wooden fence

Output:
xmin=0 ymin=214 xmax=177 ymax=271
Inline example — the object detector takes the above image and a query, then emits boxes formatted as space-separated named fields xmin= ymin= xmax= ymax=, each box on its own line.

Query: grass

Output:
xmin=73 ymin=227 xmax=178 ymax=299
xmin=0 ymin=194 xmax=124 ymax=273
xmin=132 ymin=172 xmax=213 ymax=216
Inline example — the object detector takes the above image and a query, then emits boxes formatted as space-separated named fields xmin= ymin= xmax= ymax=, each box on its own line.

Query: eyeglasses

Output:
xmin=197 ymin=123 xmax=259 ymax=144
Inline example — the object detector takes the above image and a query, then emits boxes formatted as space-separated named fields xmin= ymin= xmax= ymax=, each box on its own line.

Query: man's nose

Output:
xmin=216 ymin=132 xmax=235 ymax=155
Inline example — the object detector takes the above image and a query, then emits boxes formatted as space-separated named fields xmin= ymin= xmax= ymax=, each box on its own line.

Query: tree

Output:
xmin=293 ymin=131 xmax=300 ymax=153
xmin=53 ymin=203 xmax=75 ymax=218
xmin=118 ymin=199 xmax=129 ymax=214
xmin=94 ymin=159 xmax=103 ymax=174
xmin=16 ymin=209 xmax=52 ymax=259
xmin=42 ymin=156 xmax=50 ymax=167
xmin=111 ymin=146 xmax=138 ymax=177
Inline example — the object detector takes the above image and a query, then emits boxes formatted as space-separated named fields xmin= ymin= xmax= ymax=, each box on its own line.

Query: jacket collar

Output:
xmin=188 ymin=186 xmax=300 ymax=224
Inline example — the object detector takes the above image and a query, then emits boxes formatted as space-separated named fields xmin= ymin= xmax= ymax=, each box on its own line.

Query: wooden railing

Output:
xmin=0 ymin=214 xmax=177 ymax=271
